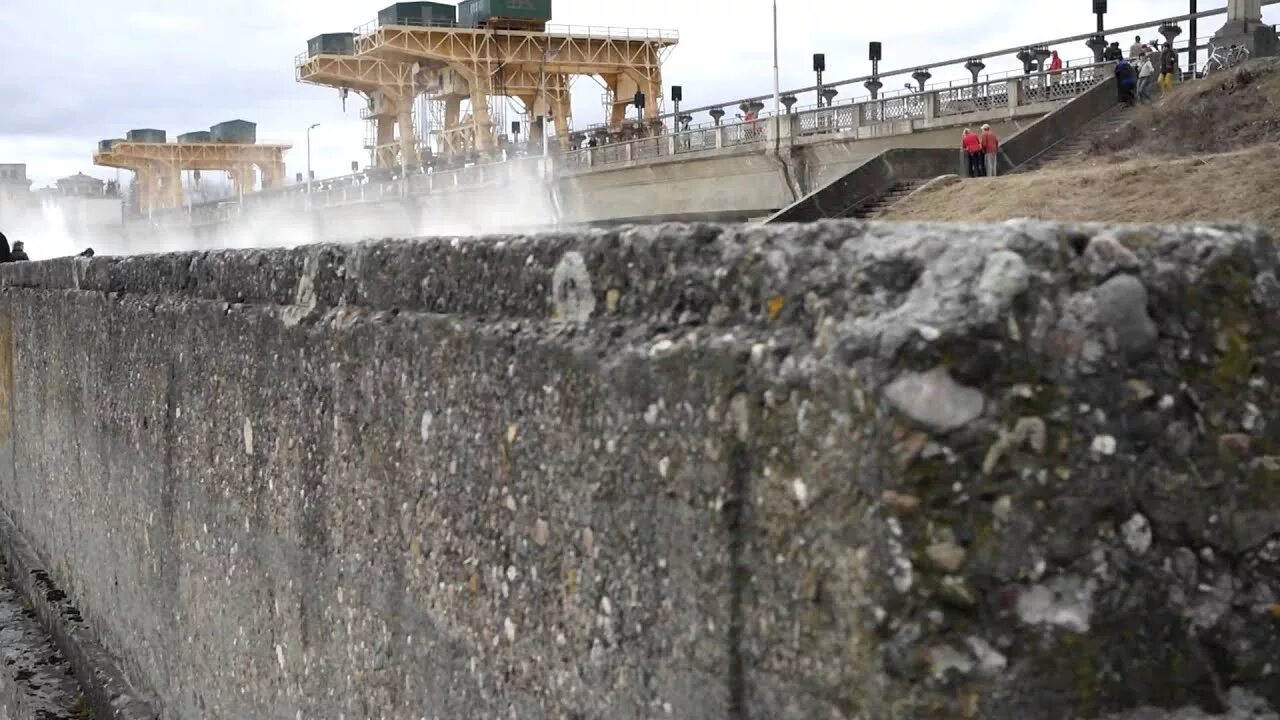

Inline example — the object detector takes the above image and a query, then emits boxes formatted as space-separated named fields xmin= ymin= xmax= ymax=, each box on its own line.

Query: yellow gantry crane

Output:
xmin=94 ymin=124 xmax=289 ymax=215
xmin=295 ymin=2 xmax=678 ymax=168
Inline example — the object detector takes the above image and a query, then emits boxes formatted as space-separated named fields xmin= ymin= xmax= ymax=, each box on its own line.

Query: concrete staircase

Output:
xmin=1012 ymin=104 xmax=1130 ymax=173
xmin=849 ymin=181 xmax=925 ymax=219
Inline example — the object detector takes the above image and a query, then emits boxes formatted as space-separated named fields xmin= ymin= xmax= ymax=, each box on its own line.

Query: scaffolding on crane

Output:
xmin=94 ymin=141 xmax=289 ymax=216
xmin=295 ymin=15 xmax=678 ymax=170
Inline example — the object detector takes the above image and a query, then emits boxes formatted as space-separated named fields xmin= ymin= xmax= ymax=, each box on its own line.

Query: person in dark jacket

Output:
xmin=1115 ymin=58 xmax=1137 ymax=105
xmin=1104 ymin=42 xmax=1124 ymax=62
xmin=9 ymin=242 xmax=28 ymax=261
xmin=1159 ymin=43 xmax=1178 ymax=92
xmin=0 ymin=232 xmax=11 ymax=263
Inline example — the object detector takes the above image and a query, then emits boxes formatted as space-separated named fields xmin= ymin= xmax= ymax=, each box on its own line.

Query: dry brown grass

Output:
xmin=883 ymin=144 xmax=1280 ymax=233
xmin=1085 ymin=58 xmax=1280 ymax=161
xmin=883 ymin=59 xmax=1280 ymax=234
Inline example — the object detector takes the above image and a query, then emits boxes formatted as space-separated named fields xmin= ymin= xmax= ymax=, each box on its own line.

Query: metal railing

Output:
xmin=651 ymin=4 xmax=1276 ymax=121
xmin=555 ymin=59 xmax=1113 ymax=171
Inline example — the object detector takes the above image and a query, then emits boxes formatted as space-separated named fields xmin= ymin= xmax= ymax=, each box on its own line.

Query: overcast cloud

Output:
xmin=0 ymin=0 xmax=1272 ymax=186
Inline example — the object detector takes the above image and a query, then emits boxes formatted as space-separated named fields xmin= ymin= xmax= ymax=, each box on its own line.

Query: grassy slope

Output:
xmin=883 ymin=59 xmax=1280 ymax=233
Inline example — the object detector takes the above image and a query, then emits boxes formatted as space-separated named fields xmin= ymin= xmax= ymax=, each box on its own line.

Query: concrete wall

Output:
xmin=4 ymin=222 xmax=1277 ymax=719
xmin=558 ymin=117 xmax=1042 ymax=224
xmin=794 ymin=118 xmax=1032 ymax=192
xmin=557 ymin=149 xmax=795 ymax=224
xmin=1001 ymin=75 xmax=1119 ymax=171
xmin=767 ymin=148 xmax=965 ymax=223
xmin=0 ymin=238 xmax=740 ymax=719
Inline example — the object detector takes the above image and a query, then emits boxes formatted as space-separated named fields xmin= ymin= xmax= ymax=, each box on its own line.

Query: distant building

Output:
xmin=0 ymin=164 xmax=31 ymax=201
xmin=56 ymin=172 xmax=106 ymax=197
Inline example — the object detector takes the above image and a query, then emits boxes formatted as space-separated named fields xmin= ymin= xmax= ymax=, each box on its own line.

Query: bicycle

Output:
xmin=1201 ymin=42 xmax=1251 ymax=76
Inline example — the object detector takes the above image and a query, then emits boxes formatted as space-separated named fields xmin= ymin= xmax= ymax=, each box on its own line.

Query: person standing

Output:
xmin=9 ymin=242 xmax=28 ymax=261
xmin=1159 ymin=42 xmax=1178 ymax=92
xmin=1136 ymin=53 xmax=1156 ymax=103
xmin=1048 ymin=50 xmax=1064 ymax=85
xmin=1129 ymin=35 xmax=1145 ymax=61
xmin=980 ymin=124 xmax=1000 ymax=177
xmin=962 ymin=129 xmax=984 ymax=178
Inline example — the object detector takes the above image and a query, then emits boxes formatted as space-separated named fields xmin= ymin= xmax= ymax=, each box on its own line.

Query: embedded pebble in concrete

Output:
xmin=1093 ymin=274 xmax=1159 ymax=358
xmin=1084 ymin=233 xmax=1143 ymax=279
xmin=883 ymin=367 xmax=986 ymax=434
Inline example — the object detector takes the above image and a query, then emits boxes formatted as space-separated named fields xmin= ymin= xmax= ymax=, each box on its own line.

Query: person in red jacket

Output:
xmin=980 ymin=124 xmax=1000 ymax=177
xmin=1049 ymin=50 xmax=1064 ymax=85
xmin=962 ymin=128 xmax=984 ymax=178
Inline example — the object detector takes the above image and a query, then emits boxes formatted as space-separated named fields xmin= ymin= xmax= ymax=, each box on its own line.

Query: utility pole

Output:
xmin=772 ymin=0 xmax=781 ymax=125
xmin=306 ymin=122 xmax=319 ymax=210
xmin=1189 ymin=0 xmax=1198 ymax=75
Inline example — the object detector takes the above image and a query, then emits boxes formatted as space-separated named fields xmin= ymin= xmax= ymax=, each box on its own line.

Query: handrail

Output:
xmin=558 ymin=62 xmax=1110 ymax=171
xmin=655 ymin=4 xmax=1275 ymax=120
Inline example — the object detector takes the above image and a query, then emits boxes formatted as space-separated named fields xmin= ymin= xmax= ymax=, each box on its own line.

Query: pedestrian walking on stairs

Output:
xmin=962 ymin=129 xmax=984 ymax=178
xmin=1136 ymin=53 xmax=1156 ymax=103
xmin=980 ymin=124 xmax=1000 ymax=177
xmin=1115 ymin=57 xmax=1137 ymax=105
xmin=1159 ymin=42 xmax=1178 ymax=93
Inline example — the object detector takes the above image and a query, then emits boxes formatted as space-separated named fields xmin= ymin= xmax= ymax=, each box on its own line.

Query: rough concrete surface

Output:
xmin=0 ymin=220 xmax=1277 ymax=719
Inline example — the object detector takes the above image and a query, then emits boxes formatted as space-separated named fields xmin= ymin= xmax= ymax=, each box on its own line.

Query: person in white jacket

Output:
xmin=1136 ymin=54 xmax=1156 ymax=103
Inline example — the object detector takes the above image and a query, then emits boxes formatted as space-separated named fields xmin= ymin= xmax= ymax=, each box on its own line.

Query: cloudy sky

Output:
xmin=1 ymin=0 xmax=1273 ymax=187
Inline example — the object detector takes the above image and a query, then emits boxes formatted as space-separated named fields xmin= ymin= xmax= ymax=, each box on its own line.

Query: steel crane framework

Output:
xmin=295 ymin=20 xmax=678 ymax=169
xmin=94 ymin=141 xmax=289 ymax=216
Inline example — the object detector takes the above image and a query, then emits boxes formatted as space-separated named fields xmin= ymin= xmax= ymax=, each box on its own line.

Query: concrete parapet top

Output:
xmin=1 ymin=221 xmax=1273 ymax=332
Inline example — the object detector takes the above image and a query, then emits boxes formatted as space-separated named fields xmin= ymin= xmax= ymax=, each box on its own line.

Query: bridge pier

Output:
xmin=1215 ymin=0 xmax=1278 ymax=57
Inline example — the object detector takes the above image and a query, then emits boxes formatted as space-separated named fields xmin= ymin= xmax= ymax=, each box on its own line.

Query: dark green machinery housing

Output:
xmin=308 ymin=32 xmax=356 ymax=56
xmin=377 ymin=2 xmax=458 ymax=27
xmin=177 ymin=131 xmax=213 ymax=143
xmin=210 ymin=120 xmax=257 ymax=144
xmin=97 ymin=139 xmax=122 ymax=152
xmin=458 ymin=0 xmax=552 ymax=30
xmin=126 ymin=129 xmax=166 ymax=143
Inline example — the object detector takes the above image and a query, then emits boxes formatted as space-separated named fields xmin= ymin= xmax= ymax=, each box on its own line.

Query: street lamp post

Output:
xmin=772 ymin=0 xmax=781 ymax=139
xmin=1189 ymin=0 xmax=1198 ymax=75
xmin=306 ymin=122 xmax=320 ymax=206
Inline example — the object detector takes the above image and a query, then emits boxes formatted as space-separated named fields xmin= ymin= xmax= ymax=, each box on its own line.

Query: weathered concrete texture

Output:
xmin=0 ymin=220 xmax=1277 ymax=719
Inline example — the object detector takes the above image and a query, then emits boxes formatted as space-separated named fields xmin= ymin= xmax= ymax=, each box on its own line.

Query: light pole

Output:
xmin=772 ymin=0 xmax=780 ymax=137
xmin=306 ymin=123 xmax=319 ymax=204
xmin=1189 ymin=0 xmax=1198 ymax=76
